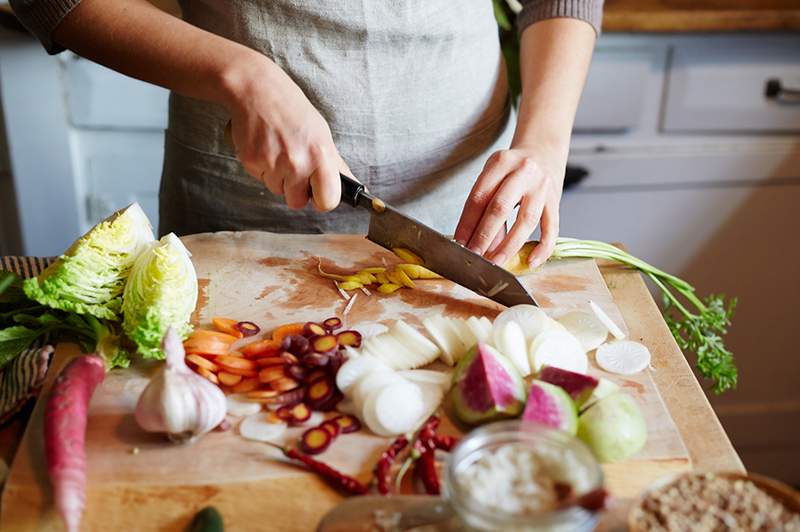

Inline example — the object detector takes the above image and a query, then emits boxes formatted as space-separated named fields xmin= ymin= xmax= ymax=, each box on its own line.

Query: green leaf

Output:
xmin=0 ymin=325 xmax=42 ymax=371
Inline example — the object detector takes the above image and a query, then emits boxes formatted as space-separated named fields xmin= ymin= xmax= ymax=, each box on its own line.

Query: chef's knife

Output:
xmin=222 ymin=121 xmax=536 ymax=307
xmin=340 ymin=173 xmax=538 ymax=308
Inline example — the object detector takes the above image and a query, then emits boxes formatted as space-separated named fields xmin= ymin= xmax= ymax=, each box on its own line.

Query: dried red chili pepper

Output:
xmin=376 ymin=435 xmax=409 ymax=495
xmin=433 ymin=435 xmax=458 ymax=451
xmin=283 ymin=448 xmax=368 ymax=495
xmin=416 ymin=449 xmax=440 ymax=495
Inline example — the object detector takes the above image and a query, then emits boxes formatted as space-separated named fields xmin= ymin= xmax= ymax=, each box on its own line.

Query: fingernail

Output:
xmin=455 ymin=239 xmax=466 ymax=246
xmin=468 ymin=245 xmax=481 ymax=254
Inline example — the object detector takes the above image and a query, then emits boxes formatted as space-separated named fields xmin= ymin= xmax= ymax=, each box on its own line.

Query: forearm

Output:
xmin=512 ymin=18 xmax=596 ymax=159
xmin=51 ymin=0 xmax=271 ymax=108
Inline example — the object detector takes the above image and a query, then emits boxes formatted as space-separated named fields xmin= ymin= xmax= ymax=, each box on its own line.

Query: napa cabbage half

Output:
xmin=23 ymin=203 xmax=154 ymax=320
xmin=122 ymin=233 xmax=198 ymax=359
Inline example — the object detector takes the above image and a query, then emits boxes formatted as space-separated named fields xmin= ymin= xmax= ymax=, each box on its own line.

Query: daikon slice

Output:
xmin=363 ymin=333 xmax=419 ymax=370
xmin=423 ymin=316 xmax=462 ymax=366
xmin=343 ymin=346 xmax=361 ymax=360
xmin=466 ymin=316 xmax=492 ymax=345
xmin=494 ymin=305 xmax=551 ymax=342
xmin=226 ymin=393 xmax=262 ymax=417
xmin=589 ymin=300 xmax=626 ymax=340
xmin=399 ymin=369 xmax=452 ymax=392
xmin=595 ymin=340 xmax=651 ymax=375
xmin=390 ymin=321 xmax=441 ymax=367
xmin=479 ymin=317 xmax=494 ymax=338
xmin=357 ymin=322 xmax=389 ymax=339
xmin=449 ymin=318 xmax=476 ymax=352
xmin=336 ymin=355 xmax=392 ymax=394
xmin=363 ymin=380 xmax=424 ymax=436
xmin=558 ymin=311 xmax=608 ymax=352
xmin=239 ymin=413 xmax=287 ymax=442
xmin=351 ymin=371 xmax=405 ymax=415
xmin=528 ymin=328 xmax=588 ymax=374
xmin=414 ymin=380 xmax=445 ymax=422
xmin=492 ymin=320 xmax=531 ymax=376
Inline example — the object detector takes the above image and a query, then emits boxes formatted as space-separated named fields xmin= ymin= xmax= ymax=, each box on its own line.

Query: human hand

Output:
xmin=454 ymin=146 xmax=565 ymax=269
xmin=224 ymin=57 xmax=346 ymax=211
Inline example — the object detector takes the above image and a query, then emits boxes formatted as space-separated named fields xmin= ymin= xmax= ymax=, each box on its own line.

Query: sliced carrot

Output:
xmin=256 ymin=356 xmax=285 ymax=367
xmin=225 ymin=351 xmax=244 ymax=358
xmin=196 ymin=366 xmax=219 ymax=385
xmin=218 ymin=372 xmax=243 ymax=387
xmin=232 ymin=377 xmax=259 ymax=394
xmin=187 ymin=329 xmax=239 ymax=344
xmin=266 ymin=411 xmax=283 ymax=423
xmin=258 ymin=366 xmax=285 ymax=384
xmin=271 ymin=377 xmax=300 ymax=392
xmin=218 ymin=366 xmax=257 ymax=378
xmin=271 ymin=323 xmax=305 ymax=342
xmin=241 ymin=338 xmax=283 ymax=358
xmin=183 ymin=339 xmax=231 ymax=356
xmin=212 ymin=317 xmax=244 ymax=338
xmin=186 ymin=354 xmax=219 ymax=372
xmin=215 ymin=356 xmax=256 ymax=371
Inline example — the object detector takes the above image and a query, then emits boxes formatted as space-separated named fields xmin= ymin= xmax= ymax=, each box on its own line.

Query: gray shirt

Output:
xmin=12 ymin=0 xmax=602 ymax=236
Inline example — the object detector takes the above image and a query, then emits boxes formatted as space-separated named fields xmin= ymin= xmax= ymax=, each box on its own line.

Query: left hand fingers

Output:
xmin=466 ymin=168 xmax=528 ymax=256
xmin=486 ymin=191 xmax=546 ymax=267
xmin=526 ymin=201 xmax=560 ymax=268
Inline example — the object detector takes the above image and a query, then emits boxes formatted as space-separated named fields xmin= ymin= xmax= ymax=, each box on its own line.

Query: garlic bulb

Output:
xmin=135 ymin=327 xmax=226 ymax=443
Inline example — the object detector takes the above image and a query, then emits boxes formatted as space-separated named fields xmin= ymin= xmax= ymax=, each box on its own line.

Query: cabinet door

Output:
xmin=560 ymin=183 xmax=800 ymax=483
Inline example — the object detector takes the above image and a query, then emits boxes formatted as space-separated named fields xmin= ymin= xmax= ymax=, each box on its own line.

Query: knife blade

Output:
xmin=340 ymin=173 xmax=537 ymax=308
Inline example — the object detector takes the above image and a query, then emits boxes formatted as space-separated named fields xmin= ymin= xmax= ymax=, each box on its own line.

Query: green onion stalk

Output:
xmin=550 ymin=237 xmax=738 ymax=394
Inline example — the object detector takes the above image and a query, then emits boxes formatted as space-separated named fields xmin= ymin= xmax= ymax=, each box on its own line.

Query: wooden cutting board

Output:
xmin=1 ymin=232 xmax=690 ymax=531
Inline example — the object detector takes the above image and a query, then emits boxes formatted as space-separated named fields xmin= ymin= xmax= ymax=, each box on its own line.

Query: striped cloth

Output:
xmin=0 ymin=256 xmax=55 ymax=424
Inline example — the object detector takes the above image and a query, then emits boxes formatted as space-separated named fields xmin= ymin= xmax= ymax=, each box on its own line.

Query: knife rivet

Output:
xmin=371 ymin=198 xmax=386 ymax=213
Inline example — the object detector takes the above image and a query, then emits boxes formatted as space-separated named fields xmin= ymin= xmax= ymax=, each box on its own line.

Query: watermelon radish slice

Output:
xmin=522 ymin=380 xmax=578 ymax=435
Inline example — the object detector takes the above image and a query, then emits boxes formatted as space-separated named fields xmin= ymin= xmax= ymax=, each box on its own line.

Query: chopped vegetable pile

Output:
xmin=318 ymin=247 xmax=442 ymax=297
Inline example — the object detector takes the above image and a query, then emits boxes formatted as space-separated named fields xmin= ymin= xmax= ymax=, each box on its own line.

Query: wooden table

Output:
xmin=0 ymin=251 xmax=743 ymax=529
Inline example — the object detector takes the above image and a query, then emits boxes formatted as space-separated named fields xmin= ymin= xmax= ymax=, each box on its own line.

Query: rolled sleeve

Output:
xmin=9 ymin=0 xmax=83 ymax=54
xmin=517 ymin=0 xmax=604 ymax=36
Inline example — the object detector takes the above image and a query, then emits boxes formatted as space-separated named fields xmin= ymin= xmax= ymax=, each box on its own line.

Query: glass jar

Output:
xmin=443 ymin=420 xmax=604 ymax=532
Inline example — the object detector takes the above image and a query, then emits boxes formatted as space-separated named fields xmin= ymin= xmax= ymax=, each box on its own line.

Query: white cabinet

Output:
xmin=566 ymin=33 xmax=800 ymax=484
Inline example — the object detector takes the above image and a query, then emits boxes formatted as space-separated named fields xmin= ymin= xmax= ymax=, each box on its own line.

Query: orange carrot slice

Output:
xmin=212 ymin=317 xmax=244 ymax=339
xmin=196 ymin=366 xmax=219 ymax=385
xmin=241 ymin=338 xmax=283 ymax=358
xmin=232 ymin=378 xmax=259 ymax=394
xmin=215 ymin=356 xmax=256 ymax=371
xmin=271 ymin=377 xmax=300 ymax=392
xmin=218 ymin=372 xmax=243 ymax=386
xmin=271 ymin=323 xmax=305 ymax=342
xmin=255 ymin=356 xmax=285 ymax=367
xmin=258 ymin=366 xmax=285 ymax=384
xmin=186 ymin=354 xmax=219 ymax=372
xmin=187 ymin=329 xmax=239 ymax=344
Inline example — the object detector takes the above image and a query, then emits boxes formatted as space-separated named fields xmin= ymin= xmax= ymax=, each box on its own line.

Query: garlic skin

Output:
xmin=135 ymin=327 xmax=226 ymax=443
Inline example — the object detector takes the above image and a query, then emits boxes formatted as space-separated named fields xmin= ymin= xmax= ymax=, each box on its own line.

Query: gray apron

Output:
xmin=159 ymin=0 xmax=514 ymax=237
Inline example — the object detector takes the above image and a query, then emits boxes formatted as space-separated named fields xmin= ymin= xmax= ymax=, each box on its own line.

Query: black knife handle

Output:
xmin=340 ymin=173 xmax=366 ymax=207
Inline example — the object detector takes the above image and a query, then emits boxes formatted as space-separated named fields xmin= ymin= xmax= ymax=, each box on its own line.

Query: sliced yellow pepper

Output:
xmin=392 ymin=248 xmax=424 ymax=266
xmin=396 ymin=263 xmax=442 ymax=280
xmin=393 ymin=268 xmax=416 ymax=289
xmin=375 ymin=272 xmax=390 ymax=284
xmin=360 ymin=267 xmax=386 ymax=274
xmin=356 ymin=272 xmax=377 ymax=285
xmin=338 ymin=280 xmax=363 ymax=291
xmin=378 ymin=283 xmax=402 ymax=294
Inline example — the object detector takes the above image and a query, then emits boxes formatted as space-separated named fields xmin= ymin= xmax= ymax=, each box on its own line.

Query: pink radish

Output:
xmin=44 ymin=355 xmax=105 ymax=532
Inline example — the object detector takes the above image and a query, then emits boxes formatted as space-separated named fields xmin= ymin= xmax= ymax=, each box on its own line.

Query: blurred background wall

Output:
xmin=0 ymin=0 xmax=799 ymax=484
